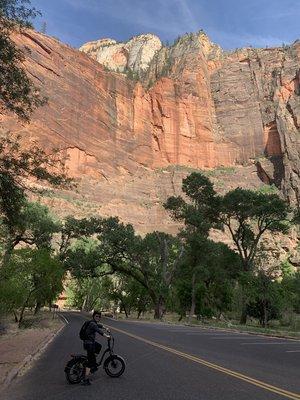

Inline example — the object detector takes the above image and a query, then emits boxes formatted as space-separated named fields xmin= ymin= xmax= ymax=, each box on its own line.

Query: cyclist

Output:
xmin=80 ymin=310 xmax=110 ymax=386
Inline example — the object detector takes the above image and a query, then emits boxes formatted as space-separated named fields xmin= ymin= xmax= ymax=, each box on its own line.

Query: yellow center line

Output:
xmin=106 ymin=324 xmax=300 ymax=400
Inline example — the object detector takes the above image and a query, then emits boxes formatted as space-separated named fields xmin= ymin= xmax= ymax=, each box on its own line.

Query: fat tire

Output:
xmin=65 ymin=358 xmax=85 ymax=384
xmin=104 ymin=355 xmax=125 ymax=378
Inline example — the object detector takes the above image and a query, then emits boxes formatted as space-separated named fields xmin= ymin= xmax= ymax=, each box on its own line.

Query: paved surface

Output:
xmin=1 ymin=312 xmax=299 ymax=400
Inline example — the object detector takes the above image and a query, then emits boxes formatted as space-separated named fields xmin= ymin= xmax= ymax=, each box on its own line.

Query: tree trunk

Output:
xmin=240 ymin=307 xmax=248 ymax=325
xmin=18 ymin=290 xmax=35 ymax=328
xmin=18 ymin=304 xmax=27 ymax=328
xmin=34 ymin=302 xmax=41 ymax=315
xmin=188 ymin=273 xmax=196 ymax=324
xmin=154 ymin=296 xmax=165 ymax=319
xmin=13 ymin=310 xmax=18 ymax=323
xmin=81 ymin=295 xmax=88 ymax=311
xmin=2 ymin=240 xmax=14 ymax=268
xmin=262 ymin=300 xmax=268 ymax=328
xmin=122 ymin=302 xmax=129 ymax=318
xmin=178 ymin=314 xmax=183 ymax=322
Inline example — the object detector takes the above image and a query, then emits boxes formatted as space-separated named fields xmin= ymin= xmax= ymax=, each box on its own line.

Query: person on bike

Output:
xmin=81 ymin=310 xmax=110 ymax=386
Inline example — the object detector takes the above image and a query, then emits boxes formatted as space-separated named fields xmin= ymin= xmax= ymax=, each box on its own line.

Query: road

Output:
xmin=2 ymin=312 xmax=300 ymax=400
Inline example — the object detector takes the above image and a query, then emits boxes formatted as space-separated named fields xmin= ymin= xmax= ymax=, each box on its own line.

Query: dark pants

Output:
xmin=83 ymin=341 xmax=102 ymax=369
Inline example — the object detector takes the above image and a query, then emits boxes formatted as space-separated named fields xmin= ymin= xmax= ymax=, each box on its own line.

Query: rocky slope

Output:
xmin=1 ymin=30 xmax=299 ymax=253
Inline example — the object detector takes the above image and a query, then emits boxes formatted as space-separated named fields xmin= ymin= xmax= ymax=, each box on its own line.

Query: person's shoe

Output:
xmin=90 ymin=366 xmax=98 ymax=374
xmin=81 ymin=378 xmax=91 ymax=386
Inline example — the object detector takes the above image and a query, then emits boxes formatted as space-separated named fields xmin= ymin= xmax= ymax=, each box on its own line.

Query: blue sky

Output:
xmin=30 ymin=0 xmax=299 ymax=50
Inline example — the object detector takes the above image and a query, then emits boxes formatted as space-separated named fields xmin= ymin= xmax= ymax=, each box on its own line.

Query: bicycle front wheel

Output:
xmin=104 ymin=355 xmax=125 ymax=378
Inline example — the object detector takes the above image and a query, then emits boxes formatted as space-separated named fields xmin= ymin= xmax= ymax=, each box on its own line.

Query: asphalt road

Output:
xmin=2 ymin=312 xmax=300 ymax=400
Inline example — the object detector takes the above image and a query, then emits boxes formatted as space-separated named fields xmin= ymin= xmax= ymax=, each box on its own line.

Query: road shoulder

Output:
xmin=0 ymin=312 xmax=65 ymax=392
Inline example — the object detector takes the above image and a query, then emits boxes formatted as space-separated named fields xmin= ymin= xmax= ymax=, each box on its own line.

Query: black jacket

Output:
xmin=83 ymin=320 xmax=105 ymax=344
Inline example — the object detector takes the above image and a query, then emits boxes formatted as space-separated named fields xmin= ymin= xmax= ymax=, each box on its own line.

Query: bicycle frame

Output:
xmin=97 ymin=336 xmax=115 ymax=367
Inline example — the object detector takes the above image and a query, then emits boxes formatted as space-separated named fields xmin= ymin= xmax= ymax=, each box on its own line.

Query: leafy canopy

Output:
xmin=0 ymin=0 xmax=44 ymax=120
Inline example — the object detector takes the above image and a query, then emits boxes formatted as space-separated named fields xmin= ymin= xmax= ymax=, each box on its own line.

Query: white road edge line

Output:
xmin=241 ymin=342 xmax=299 ymax=345
xmin=286 ymin=350 xmax=300 ymax=353
xmin=59 ymin=313 xmax=69 ymax=324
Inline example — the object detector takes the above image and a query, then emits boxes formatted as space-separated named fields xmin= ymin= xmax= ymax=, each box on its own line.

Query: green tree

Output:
xmin=164 ymin=173 xmax=232 ymax=320
xmin=164 ymin=172 xmax=219 ymax=234
xmin=246 ymin=272 xmax=284 ymax=327
xmin=66 ymin=275 xmax=111 ymax=312
xmin=99 ymin=274 xmax=151 ymax=318
xmin=281 ymin=271 xmax=300 ymax=314
xmin=1 ymin=201 xmax=59 ymax=263
xmin=64 ymin=217 xmax=184 ymax=319
xmin=175 ymin=236 xmax=239 ymax=322
xmin=219 ymin=188 xmax=290 ymax=273
xmin=0 ymin=0 xmax=45 ymax=120
xmin=0 ymin=134 xmax=73 ymax=266
xmin=0 ymin=248 xmax=64 ymax=325
xmin=219 ymin=188 xmax=290 ymax=323
xmin=59 ymin=216 xmax=103 ymax=260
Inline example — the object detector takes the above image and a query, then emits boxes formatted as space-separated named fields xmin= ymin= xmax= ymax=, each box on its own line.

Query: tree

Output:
xmin=136 ymin=231 xmax=184 ymax=319
xmin=164 ymin=172 xmax=219 ymax=234
xmin=0 ymin=248 xmax=64 ymax=325
xmin=219 ymin=188 xmax=290 ymax=324
xmin=66 ymin=275 xmax=111 ymax=312
xmin=99 ymin=274 xmax=151 ymax=318
xmin=164 ymin=173 xmax=231 ymax=320
xmin=64 ymin=217 xmax=184 ymax=319
xmin=0 ymin=134 xmax=73 ymax=266
xmin=58 ymin=216 xmax=103 ymax=260
xmin=174 ymin=235 xmax=240 ymax=322
xmin=219 ymin=188 xmax=290 ymax=272
xmin=246 ymin=272 xmax=284 ymax=327
xmin=0 ymin=0 xmax=45 ymax=120
xmin=0 ymin=200 xmax=60 ymax=268
xmin=281 ymin=271 xmax=300 ymax=314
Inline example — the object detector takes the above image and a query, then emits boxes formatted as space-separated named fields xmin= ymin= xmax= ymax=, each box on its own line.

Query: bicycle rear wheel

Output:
xmin=65 ymin=358 xmax=85 ymax=384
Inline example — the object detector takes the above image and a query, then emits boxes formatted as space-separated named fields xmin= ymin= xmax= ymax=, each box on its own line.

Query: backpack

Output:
xmin=79 ymin=320 xmax=91 ymax=340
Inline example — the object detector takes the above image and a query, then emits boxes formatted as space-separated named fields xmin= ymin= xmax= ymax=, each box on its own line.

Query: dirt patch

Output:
xmin=0 ymin=311 xmax=63 ymax=389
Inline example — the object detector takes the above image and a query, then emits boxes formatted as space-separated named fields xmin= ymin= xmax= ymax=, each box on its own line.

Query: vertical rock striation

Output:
xmin=0 ymin=30 xmax=299 ymax=234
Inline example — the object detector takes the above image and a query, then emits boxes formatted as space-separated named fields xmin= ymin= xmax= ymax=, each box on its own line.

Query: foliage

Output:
xmin=280 ymin=259 xmax=294 ymax=277
xmin=0 ymin=0 xmax=45 ymax=120
xmin=125 ymin=68 xmax=139 ymax=82
xmin=164 ymin=172 xmax=219 ymax=234
xmin=0 ymin=0 xmax=39 ymax=27
xmin=0 ymin=134 xmax=72 ymax=222
xmin=64 ymin=217 xmax=184 ymax=319
xmin=245 ymin=272 xmax=284 ymax=327
xmin=0 ymin=133 xmax=73 ymax=266
xmin=219 ymin=188 xmax=290 ymax=272
xmin=0 ymin=200 xmax=59 ymax=251
xmin=174 ymin=236 xmax=240 ymax=319
xmin=281 ymin=272 xmax=300 ymax=313
xmin=66 ymin=275 xmax=111 ymax=311
xmin=0 ymin=248 xmax=64 ymax=324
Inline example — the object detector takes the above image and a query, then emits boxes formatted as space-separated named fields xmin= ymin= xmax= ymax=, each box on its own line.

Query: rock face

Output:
xmin=1 ymin=30 xmax=300 ymax=239
xmin=79 ymin=34 xmax=162 ymax=73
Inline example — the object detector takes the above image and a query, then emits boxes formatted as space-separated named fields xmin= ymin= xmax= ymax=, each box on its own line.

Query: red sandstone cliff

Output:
xmin=0 ymin=30 xmax=299 ymax=236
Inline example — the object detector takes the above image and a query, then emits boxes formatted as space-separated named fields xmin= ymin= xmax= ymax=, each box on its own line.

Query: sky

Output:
xmin=30 ymin=0 xmax=300 ymax=50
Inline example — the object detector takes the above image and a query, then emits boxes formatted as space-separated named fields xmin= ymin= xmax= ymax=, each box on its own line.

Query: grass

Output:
xmin=0 ymin=309 xmax=62 ymax=334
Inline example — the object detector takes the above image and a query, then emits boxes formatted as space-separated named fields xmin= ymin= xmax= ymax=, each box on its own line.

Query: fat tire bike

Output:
xmin=64 ymin=330 xmax=125 ymax=383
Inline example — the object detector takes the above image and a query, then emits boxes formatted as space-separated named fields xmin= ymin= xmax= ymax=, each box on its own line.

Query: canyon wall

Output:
xmin=0 ymin=30 xmax=299 ymax=238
